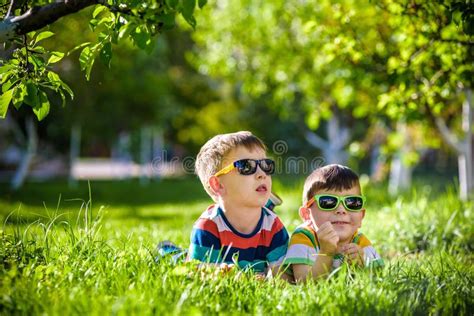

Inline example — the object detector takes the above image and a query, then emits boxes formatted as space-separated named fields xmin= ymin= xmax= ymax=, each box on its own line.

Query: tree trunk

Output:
xmin=152 ymin=128 xmax=163 ymax=180
xmin=459 ymin=89 xmax=473 ymax=200
xmin=370 ymin=143 xmax=386 ymax=182
xmin=11 ymin=116 xmax=37 ymax=190
xmin=388 ymin=153 xmax=412 ymax=196
xmin=68 ymin=124 xmax=81 ymax=188
xmin=428 ymin=89 xmax=473 ymax=201
xmin=388 ymin=122 xmax=412 ymax=196
xmin=140 ymin=126 xmax=152 ymax=185
xmin=305 ymin=114 xmax=350 ymax=165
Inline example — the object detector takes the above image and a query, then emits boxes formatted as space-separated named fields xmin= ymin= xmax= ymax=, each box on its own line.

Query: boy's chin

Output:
xmin=258 ymin=194 xmax=271 ymax=206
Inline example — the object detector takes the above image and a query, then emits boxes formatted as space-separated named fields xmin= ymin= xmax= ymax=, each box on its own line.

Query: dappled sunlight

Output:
xmin=0 ymin=177 xmax=472 ymax=314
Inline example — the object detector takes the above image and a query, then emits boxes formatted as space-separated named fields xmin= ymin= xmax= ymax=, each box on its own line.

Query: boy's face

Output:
xmin=303 ymin=185 xmax=365 ymax=245
xmin=211 ymin=145 xmax=271 ymax=208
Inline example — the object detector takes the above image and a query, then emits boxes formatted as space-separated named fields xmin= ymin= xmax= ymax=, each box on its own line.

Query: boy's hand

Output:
xmin=218 ymin=263 xmax=235 ymax=273
xmin=316 ymin=222 xmax=339 ymax=256
xmin=339 ymin=243 xmax=364 ymax=266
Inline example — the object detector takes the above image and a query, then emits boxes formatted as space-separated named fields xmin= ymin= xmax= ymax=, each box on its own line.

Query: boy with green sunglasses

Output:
xmin=284 ymin=164 xmax=383 ymax=282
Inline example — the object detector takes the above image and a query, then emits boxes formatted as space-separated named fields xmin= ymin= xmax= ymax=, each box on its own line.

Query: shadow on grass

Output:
xmin=1 ymin=208 xmax=186 ymax=226
xmin=0 ymin=176 xmax=209 ymax=207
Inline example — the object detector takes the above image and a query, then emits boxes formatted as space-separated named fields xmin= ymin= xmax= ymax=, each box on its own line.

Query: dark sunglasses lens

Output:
xmin=260 ymin=159 xmax=275 ymax=175
xmin=345 ymin=197 xmax=363 ymax=210
xmin=318 ymin=196 xmax=338 ymax=209
xmin=235 ymin=159 xmax=257 ymax=175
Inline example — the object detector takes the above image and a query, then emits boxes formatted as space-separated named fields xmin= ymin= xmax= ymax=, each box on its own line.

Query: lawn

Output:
xmin=0 ymin=177 xmax=472 ymax=314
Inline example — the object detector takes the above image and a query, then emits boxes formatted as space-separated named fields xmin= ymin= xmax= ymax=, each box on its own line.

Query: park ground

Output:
xmin=0 ymin=176 xmax=472 ymax=315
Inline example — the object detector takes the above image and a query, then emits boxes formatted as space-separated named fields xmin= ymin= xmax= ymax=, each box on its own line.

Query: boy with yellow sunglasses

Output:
xmin=189 ymin=131 xmax=289 ymax=277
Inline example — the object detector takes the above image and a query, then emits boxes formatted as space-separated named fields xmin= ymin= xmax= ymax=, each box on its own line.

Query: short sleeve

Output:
xmin=356 ymin=234 xmax=384 ymax=268
xmin=187 ymin=218 xmax=222 ymax=263
xmin=265 ymin=218 xmax=289 ymax=266
xmin=283 ymin=230 xmax=318 ymax=266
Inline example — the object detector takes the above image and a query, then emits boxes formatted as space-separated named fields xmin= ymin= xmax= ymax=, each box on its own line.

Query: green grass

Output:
xmin=0 ymin=177 xmax=473 ymax=315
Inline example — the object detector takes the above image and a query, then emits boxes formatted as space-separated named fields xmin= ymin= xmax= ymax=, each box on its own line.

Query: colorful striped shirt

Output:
xmin=188 ymin=204 xmax=289 ymax=273
xmin=284 ymin=223 xmax=384 ymax=272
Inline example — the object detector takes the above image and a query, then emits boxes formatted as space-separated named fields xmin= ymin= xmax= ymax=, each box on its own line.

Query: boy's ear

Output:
xmin=299 ymin=206 xmax=311 ymax=221
xmin=209 ymin=176 xmax=224 ymax=196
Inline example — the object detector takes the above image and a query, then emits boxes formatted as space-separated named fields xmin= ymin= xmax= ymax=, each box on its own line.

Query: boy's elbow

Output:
xmin=292 ymin=264 xmax=311 ymax=283
xmin=294 ymin=274 xmax=307 ymax=283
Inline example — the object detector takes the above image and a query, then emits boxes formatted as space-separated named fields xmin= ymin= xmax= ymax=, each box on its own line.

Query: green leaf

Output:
xmin=48 ymin=51 xmax=65 ymax=64
xmin=60 ymin=81 xmax=74 ymax=99
xmin=158 ymin=13 xmax=175 ymax=30
xmin=0 ymin=88 xmax=13 ymax=118
xmin=463 ymin=18 xmax=474 ymax=36
xmin=1 ymin=69 xmax=14 ymax=86
xmin=93 ymin=5 xmax=107 ymax=18
xmin=47 ymin=71 xmax=73 ymax=99
xmin=181 ymin=0 xmax=197 ymax=29
xmin=118 ymin=22 xmax=135 ymax=41
xmin=79 ymin=46 xmax=96 ymax=80
xmin=198 ymin=0 xmax=207 ymax=9
xmin=13 ymin=83 xmax=26 ymax=110
xmin=1 ymin=74 xmax=17 ymax=91
xmin=33 ymin=90 xmax=50 ymax=121
xmin=166 ymin=0 xmax=179 ymax=9
xmin=100 ymin=42 xmax=113 ymax=68
xmin=68 ymin=42 xmax=91 ymax=56
xmin=0 ymin=64 xmax=15 ymax=75
xmin=29 ymin=55 xmax=45 ymax=69
xmin=97 ymin=16 xmax=113 ymax=27
xmin=30 ymin=46 xmax=46 ymax=54
xmin=47 ymin=71 xmax=61 ymax=83
xmin=132 ymin=27 xmax=150 ymax=50
xmin=98 ymin=32 xmax=108 ymax=41
xmin=34 ymin=31 xmax=54 ymax=45
xmin=58 ymin=90 xmax=66 ymax=107
xmin=24 ymin=81 xmax=39 ymax=107
xmin=89 ymin=18 xmax=98 ymax=31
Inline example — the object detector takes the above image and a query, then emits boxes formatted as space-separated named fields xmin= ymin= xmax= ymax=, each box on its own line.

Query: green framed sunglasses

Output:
xmin=306 ymin=194 xmax=366 ymax=212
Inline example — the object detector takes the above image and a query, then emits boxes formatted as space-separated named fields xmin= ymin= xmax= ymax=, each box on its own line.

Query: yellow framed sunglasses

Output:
xmin=214 ymin=159 xmax=275 ymax=177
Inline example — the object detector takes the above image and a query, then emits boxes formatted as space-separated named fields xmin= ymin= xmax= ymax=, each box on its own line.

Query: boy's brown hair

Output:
xmin=195 ymin=131 xmax=267 ymax=200
xmin=303 ymin=164 xmax=360 ymax=205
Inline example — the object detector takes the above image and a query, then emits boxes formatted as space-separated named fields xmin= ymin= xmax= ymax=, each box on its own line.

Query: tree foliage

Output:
xmin=191 ymin=0 xmax=472 ymax=138
xmin=0 ymin=0 xmax=206 ymax=120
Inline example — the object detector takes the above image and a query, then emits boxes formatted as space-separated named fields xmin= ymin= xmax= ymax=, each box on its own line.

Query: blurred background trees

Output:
xmin=189 ymin=0 xmax=473 ymax=199
xmin=0 ymin=0 xmax=472 ymax=199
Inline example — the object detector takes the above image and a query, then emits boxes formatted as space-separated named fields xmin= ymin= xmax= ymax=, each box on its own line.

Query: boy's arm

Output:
xmin=294 ymin=222 xmax=339 ymax=282
xmin=188 ymin=219 xmax=222 ymax=264
xmin=265 ymin=222 xmax=290 ymax=279
xmin=338 ymin=243 xmax=365 ymax=266
xmin=339 ymin=233 xmax=384 ymax=268
xmin=293 ymin=253 xmax=334 ymax=282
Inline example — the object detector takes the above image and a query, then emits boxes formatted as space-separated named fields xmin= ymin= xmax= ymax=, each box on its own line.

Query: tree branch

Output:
xmin=335 ymin=127 xmax=350 ymax=150
xmin=1 ymin=0 xmax=101 ymax=41
xmin=6 ymin=0 xmax=15 ymax=18
xmin=101 ymin=2 xmax=146 ymax=19
xmin=305 ymin=130 xmax=328 ymax=150
xmin=424 ymin=102 xmax=464 ymax=155
xmin=436 ymin=37 xmax=474 ymax=46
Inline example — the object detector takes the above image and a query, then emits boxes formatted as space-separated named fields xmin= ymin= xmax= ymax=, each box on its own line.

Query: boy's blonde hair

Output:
xmin=303 ymin=164 xmax=361 ymax=205
xmin=195 ymin=131 xmax=267 ymax=200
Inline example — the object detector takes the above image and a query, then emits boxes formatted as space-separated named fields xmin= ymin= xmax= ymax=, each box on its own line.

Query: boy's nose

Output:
xmin=255 ymin=165 xmax=267 ymax=178
xmin=335 ymin=203 xmax=347 ymax=214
